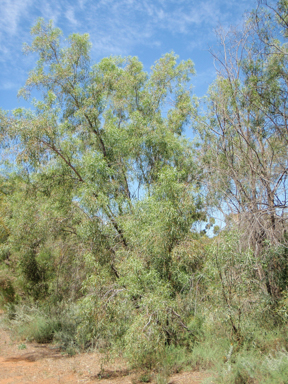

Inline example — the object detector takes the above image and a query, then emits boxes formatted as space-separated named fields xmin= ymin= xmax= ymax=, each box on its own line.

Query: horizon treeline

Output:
xmin=1 ymin=1 xmax=288 ymax=383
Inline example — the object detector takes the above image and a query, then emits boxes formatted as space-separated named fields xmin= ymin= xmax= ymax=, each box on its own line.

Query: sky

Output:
xmin=0 ymin=0 xmax=257 ymax=112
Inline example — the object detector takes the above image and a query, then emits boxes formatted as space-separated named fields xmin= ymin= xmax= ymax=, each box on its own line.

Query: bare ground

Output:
xmin=0 ymin=312 xmax=213 ymax=384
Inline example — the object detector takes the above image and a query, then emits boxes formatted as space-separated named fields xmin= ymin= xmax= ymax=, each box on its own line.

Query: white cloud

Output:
xmin=0 ymin=0 xmax=257 ymax=102
xmin=0 ymin=80 xmax=20 ymax=90
xmin=0 ymin=0 xmax=32 ymax=37
xmin=39 ymin=2 xmax=61 ymax=24
xmin=65 ymin=7 xmax=78 ymax=26
xmin=0 ymin=0 xmax=254 ymax=60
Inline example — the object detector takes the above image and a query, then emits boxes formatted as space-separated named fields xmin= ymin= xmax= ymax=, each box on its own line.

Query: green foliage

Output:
xmin=7 ymin=305 xmax=61 ymax=343
xmin=215 ymin=348 xmax=288 ymax=384
xmin=0 ymin=17 xmax=205 ymax=371
xmin=0 ymin=274 xmax=15 ymax=307
xmin=1 ymin=3 xmax=288 ymax=382
xmin=204 ymin=232 xmax=263 ymax=337
xmin=6 ymin=302 xmax=81 ymax=350
xmin=138 ymin=372 xmax=152 ymax=382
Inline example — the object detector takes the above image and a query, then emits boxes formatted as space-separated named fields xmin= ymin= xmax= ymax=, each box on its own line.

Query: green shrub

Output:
xmin=15 ymin=315 xmax=61 ymax=343
xmin=6 ymin=303 xmax=80 ymax=349
xmin=0 ymin=276 xmax=15 ymax=307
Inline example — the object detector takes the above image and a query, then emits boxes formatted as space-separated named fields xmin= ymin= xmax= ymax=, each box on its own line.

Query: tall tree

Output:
xmin=1 ymin=19 xmax=199 ymax=245
xmin=195 ymin=1 xmax=288 ymax=298
xmin=0 ymin=19 xmax=203 ymax=318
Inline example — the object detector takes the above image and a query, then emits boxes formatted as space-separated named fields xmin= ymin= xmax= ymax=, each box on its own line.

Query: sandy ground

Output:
xmin=0 ymin=313 xmax=213 ymax=384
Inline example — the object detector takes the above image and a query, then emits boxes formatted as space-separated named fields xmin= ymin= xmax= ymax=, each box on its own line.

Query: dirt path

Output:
xmin=0 ymin=314 xmax=212 ymax=384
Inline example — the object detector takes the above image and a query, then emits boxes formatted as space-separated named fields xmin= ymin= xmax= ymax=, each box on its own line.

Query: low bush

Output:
xmin=5 ymin=302 xmax=80 ymax=350
xmin=0 ymin=274 xmax=15 ymax=307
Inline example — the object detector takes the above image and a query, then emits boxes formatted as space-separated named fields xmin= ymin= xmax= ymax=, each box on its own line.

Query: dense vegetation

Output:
xmin=1 ymin=1 xmax=288 ymax=382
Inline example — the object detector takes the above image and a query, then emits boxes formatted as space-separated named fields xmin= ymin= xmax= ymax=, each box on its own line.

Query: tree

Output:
xmin=2 ymin=18 xmax=199 ymax=245
xmin=195 ymin=1 xmax=288 ymax=298
xmin=0 ymin=19 xmax=204 ymax=356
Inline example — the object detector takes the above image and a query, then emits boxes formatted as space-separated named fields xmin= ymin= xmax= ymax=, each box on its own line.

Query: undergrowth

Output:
xmin=4 ymin=298 xmax=288 ymax=384
xmin=2 ymin=233 xmax=288 ymax=383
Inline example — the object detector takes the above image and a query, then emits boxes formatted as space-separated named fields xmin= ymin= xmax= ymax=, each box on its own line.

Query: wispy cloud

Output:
xmin=65 ymin=7 xmax=78 ymax=26
xmin=0 ymin=0 xmax=254 ymax=59
xmin=0 ymin=0 xmax=256 ymax=99
xmin=0 ymin=0 xmax=32 ymax=37
xmin=0 ymin=80 xmax=19 ymax=90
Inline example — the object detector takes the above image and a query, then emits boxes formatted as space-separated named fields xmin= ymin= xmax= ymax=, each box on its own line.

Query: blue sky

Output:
xmin=0 ymin=0 xmax=256 ymax=111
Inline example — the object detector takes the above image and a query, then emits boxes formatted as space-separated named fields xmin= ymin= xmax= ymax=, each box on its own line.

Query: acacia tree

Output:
xmin=195 ymin=1 xmax=288 ymax=298
xmin=1 ymin=19 xmax=200 ymax=246
xmin=0 ymin=19 xmax=204 ymax=355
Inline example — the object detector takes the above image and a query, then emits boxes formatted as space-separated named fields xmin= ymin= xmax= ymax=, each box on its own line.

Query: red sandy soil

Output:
xmin=0 ymin=312 xmax=213 ymax=384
